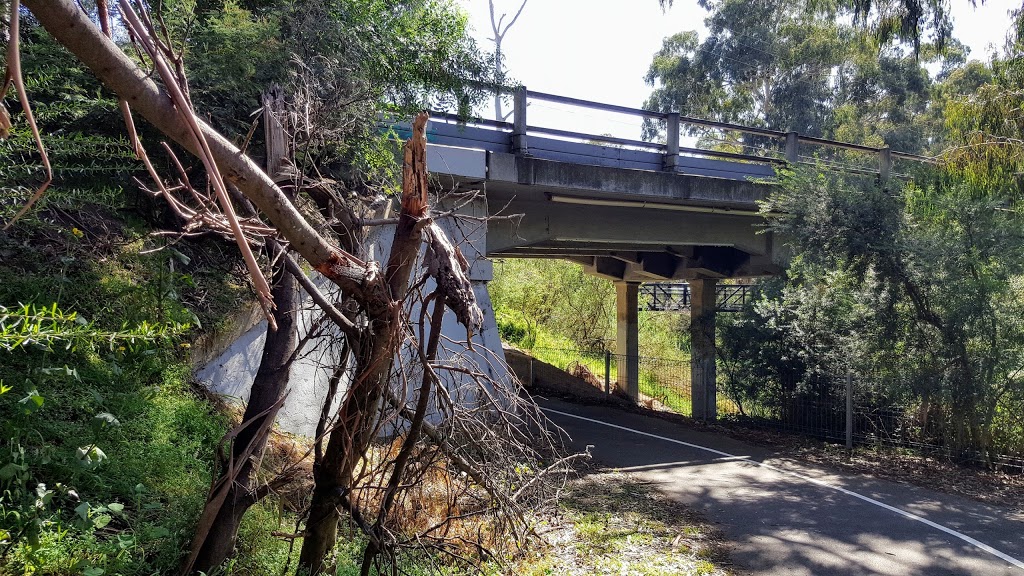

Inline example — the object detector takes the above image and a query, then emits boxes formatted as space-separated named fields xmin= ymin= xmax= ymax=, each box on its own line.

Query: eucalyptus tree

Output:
xmin=644 ymin=0 xmax=850 ymax=138
xmin=643 ymin=0 xmax=954 ymax=153
xmin=943 ymin=4 xmax=1024 ymax=190
xmin=722 ymin=6 xmax=1024 ymax=461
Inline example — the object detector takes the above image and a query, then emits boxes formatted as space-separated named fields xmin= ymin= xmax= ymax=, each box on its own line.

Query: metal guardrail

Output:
xmin=423 ymin=84 xmax=935 ymax=182
xmin=641 ymin=282 xmax=755 ymax=312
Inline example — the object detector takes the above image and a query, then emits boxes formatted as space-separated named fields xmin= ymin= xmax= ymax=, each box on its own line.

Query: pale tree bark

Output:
xmin=488 ymin=0 xmax=527 ymax=121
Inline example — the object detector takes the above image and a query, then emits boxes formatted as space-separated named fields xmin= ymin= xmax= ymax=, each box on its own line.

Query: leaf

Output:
xmin=75 ymin=446 xmax=107 ymax=468
xmin=19 ymin=390 xmax=44 ymax=414
xmin=92 ymin=412 xmax=121 ymax=431
xmin=75 ymin=502 xmax=91 ymax=522
xmin=107 ymin=502 xmax=124 ymax=514
xmin=83 ymin=568 xmax=105 ymax=576
xmin=0 ymin=462 xmax=25 ymax=480
xmin=92 ymin=514 xmax=111 ymax=529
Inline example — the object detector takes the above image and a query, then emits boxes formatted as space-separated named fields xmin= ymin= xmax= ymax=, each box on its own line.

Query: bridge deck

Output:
xmin=387 ymin=87 xmax=930 ymax=283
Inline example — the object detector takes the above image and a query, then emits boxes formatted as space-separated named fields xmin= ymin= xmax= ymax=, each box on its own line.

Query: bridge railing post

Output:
xmin=513 ymin=86 xmax=528 ymax=155
xmin=878 ymin=147 xmax=892 ymax=187
xmin=663 ymin=112 xmax=680 ymax=171
xmin=785 ymin=132 xmax=799 ymax=164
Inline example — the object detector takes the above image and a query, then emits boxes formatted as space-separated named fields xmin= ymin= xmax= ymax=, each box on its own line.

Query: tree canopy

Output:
xmin=642 ymin=0 xmax=963 ymax=152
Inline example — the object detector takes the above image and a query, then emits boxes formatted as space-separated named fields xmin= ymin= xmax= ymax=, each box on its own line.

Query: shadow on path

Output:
xmin=541 ymin=397 xmax=1024 ymax=576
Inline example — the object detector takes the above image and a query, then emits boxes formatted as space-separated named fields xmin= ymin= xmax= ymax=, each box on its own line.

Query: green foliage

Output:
xmin=490 ymin=258 xmax=689 ymax=364
xmin=0 ymin=29 xmax=144 ymax=214
xmin=490 ymin=258 xmax=616 ymax=353
xmin=169 ymin=0 xmax=492 ymax=157
xmin=643 ymin=0 xmax=956 ymax=154
xmin=0 ymin=62 xmax=244 ymax=569
xmin=645 ymin=0 xmax=848 ymax=137
xmin=722 ymin=162 xmax=1024 ymax=459
xmin=943 ymin=8 xmax=1024 ymax=195
xmin=0 ymin=303 xmax=181 ymax=353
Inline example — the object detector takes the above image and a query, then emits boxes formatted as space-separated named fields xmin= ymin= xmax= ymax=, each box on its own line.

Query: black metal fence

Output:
xmin=523 ymin=347 xmax=1024 ymax=471
xmin=723 ymin=373 xmax=1024 ymax=471
xmin=526 ymin=347 xmax=738 ymax=417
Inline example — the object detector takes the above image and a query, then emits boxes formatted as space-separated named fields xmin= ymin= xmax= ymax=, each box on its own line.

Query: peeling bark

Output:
xmin=298 ymin=113 xmax=433 ymax=575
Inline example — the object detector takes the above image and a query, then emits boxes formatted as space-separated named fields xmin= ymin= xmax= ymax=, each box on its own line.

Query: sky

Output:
xmin=454 ymin=0 xmax=1020 ymax=141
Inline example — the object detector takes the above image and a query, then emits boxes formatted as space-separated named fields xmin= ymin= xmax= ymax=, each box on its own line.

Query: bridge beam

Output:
xmin=690 ymin=278 xmax=717 ymax=420
xmin=615 ymin=281 xmax=640 ymax=400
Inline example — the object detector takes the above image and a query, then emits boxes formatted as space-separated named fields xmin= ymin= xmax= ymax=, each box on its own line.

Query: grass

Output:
xmin=0 ymin=196 xmax=266 ymax=575
xmin=505 ymin=471 xmax=733 ymax=576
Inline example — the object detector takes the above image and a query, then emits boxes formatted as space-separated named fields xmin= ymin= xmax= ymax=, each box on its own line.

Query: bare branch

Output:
xmin=2 ymin=0 xmax=52 ymax=230
xmin=284 ymin=253 xmax=360 ymax=337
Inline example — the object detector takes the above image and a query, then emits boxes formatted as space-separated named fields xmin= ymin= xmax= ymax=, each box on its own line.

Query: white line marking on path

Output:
xmin=543 ymin=406 xmax=1024 ymax=571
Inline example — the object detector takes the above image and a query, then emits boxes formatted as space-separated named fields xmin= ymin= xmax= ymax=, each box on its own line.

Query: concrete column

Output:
xmin=663 ymin=112 xmax=680 ymax=171
xmin=785 ymin=132 xmax=799 ymax=164
xmin=615 ymin=281 xmax=640 ymax=400
xmin=690 ymin=278 xmax=717 ymax=420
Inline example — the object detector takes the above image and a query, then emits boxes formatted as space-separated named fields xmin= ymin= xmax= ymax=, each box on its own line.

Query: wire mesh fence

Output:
xmin=525 ymin=347 xmax=741 ymax=417
xmin=521 ymin=347 xmax=1024 ymax=471
xmin=721 ymin=372 xmax=1024 ymax=471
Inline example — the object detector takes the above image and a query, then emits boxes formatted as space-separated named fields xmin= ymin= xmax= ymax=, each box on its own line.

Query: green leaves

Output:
xmin=91 ymin=412 xmax=121 ymax=433
xmin=75 ymin=445 xmax=108 ymax=469
xmin=0 ymin=303 xmax=184 ymax=353
xmin=18 ymin=389 xmax=44 ymax=415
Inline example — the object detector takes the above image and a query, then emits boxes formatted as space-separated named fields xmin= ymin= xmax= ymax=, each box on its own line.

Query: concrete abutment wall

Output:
xmin=195 ymin=195 xmax=510 ymax=437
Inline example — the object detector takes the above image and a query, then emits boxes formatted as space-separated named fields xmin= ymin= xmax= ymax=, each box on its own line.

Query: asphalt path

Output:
xmin=538 ymin=397 xmax=1024 ymax=576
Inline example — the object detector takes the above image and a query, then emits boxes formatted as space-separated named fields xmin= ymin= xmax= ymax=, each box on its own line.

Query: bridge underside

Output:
xmin=429 ymin=147 xmax=786 ymax=282
xmin=428 ymin=145 xmax=787 ymax=420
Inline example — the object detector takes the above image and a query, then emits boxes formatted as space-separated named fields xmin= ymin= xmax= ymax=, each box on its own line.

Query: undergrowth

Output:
xmin=0 ymin=189 xmax=259 ymax=575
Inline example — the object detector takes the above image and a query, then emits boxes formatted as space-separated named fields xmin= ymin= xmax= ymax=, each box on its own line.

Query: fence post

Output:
xmin=663 ymin=112 xmax=680 ymax=171
xmin=512 ymin=86 xmax=528 ymax=155
xmin=846 ymin=371 xmax=854 ymax=450
xmin=604 ymin=351 xmax=611 ymax=395
xmin=785 ymin=132 xmax=799 ymax=164
xmin=528 ymin=357 xmax=534 ymax=388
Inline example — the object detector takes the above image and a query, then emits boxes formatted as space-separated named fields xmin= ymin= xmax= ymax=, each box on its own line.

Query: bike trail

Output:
xmin=538 ymin=397 xmax=1024 ymax=575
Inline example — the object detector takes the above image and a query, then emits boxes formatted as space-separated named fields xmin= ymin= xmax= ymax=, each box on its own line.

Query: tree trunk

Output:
xmin=186 ymin=87 xmax=301 ymax=573
xmin=297 ymin=113 xmax=432 ymax=575
xmin=187 ymin=243 xmax=298 ymax=573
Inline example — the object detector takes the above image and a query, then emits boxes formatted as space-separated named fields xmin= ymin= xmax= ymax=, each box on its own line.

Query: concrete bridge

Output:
xmin=396 ymin=87 xmax=930 ymax=419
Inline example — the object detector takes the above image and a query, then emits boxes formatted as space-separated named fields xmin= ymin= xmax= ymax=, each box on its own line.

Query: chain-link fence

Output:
xmin=525 ymin=347 xmax=741 ymax=417
xmin=723 ymin=372 xmax=1024 ymax=471
xmin=521 ymin=347 xmax=1024 ymax=470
